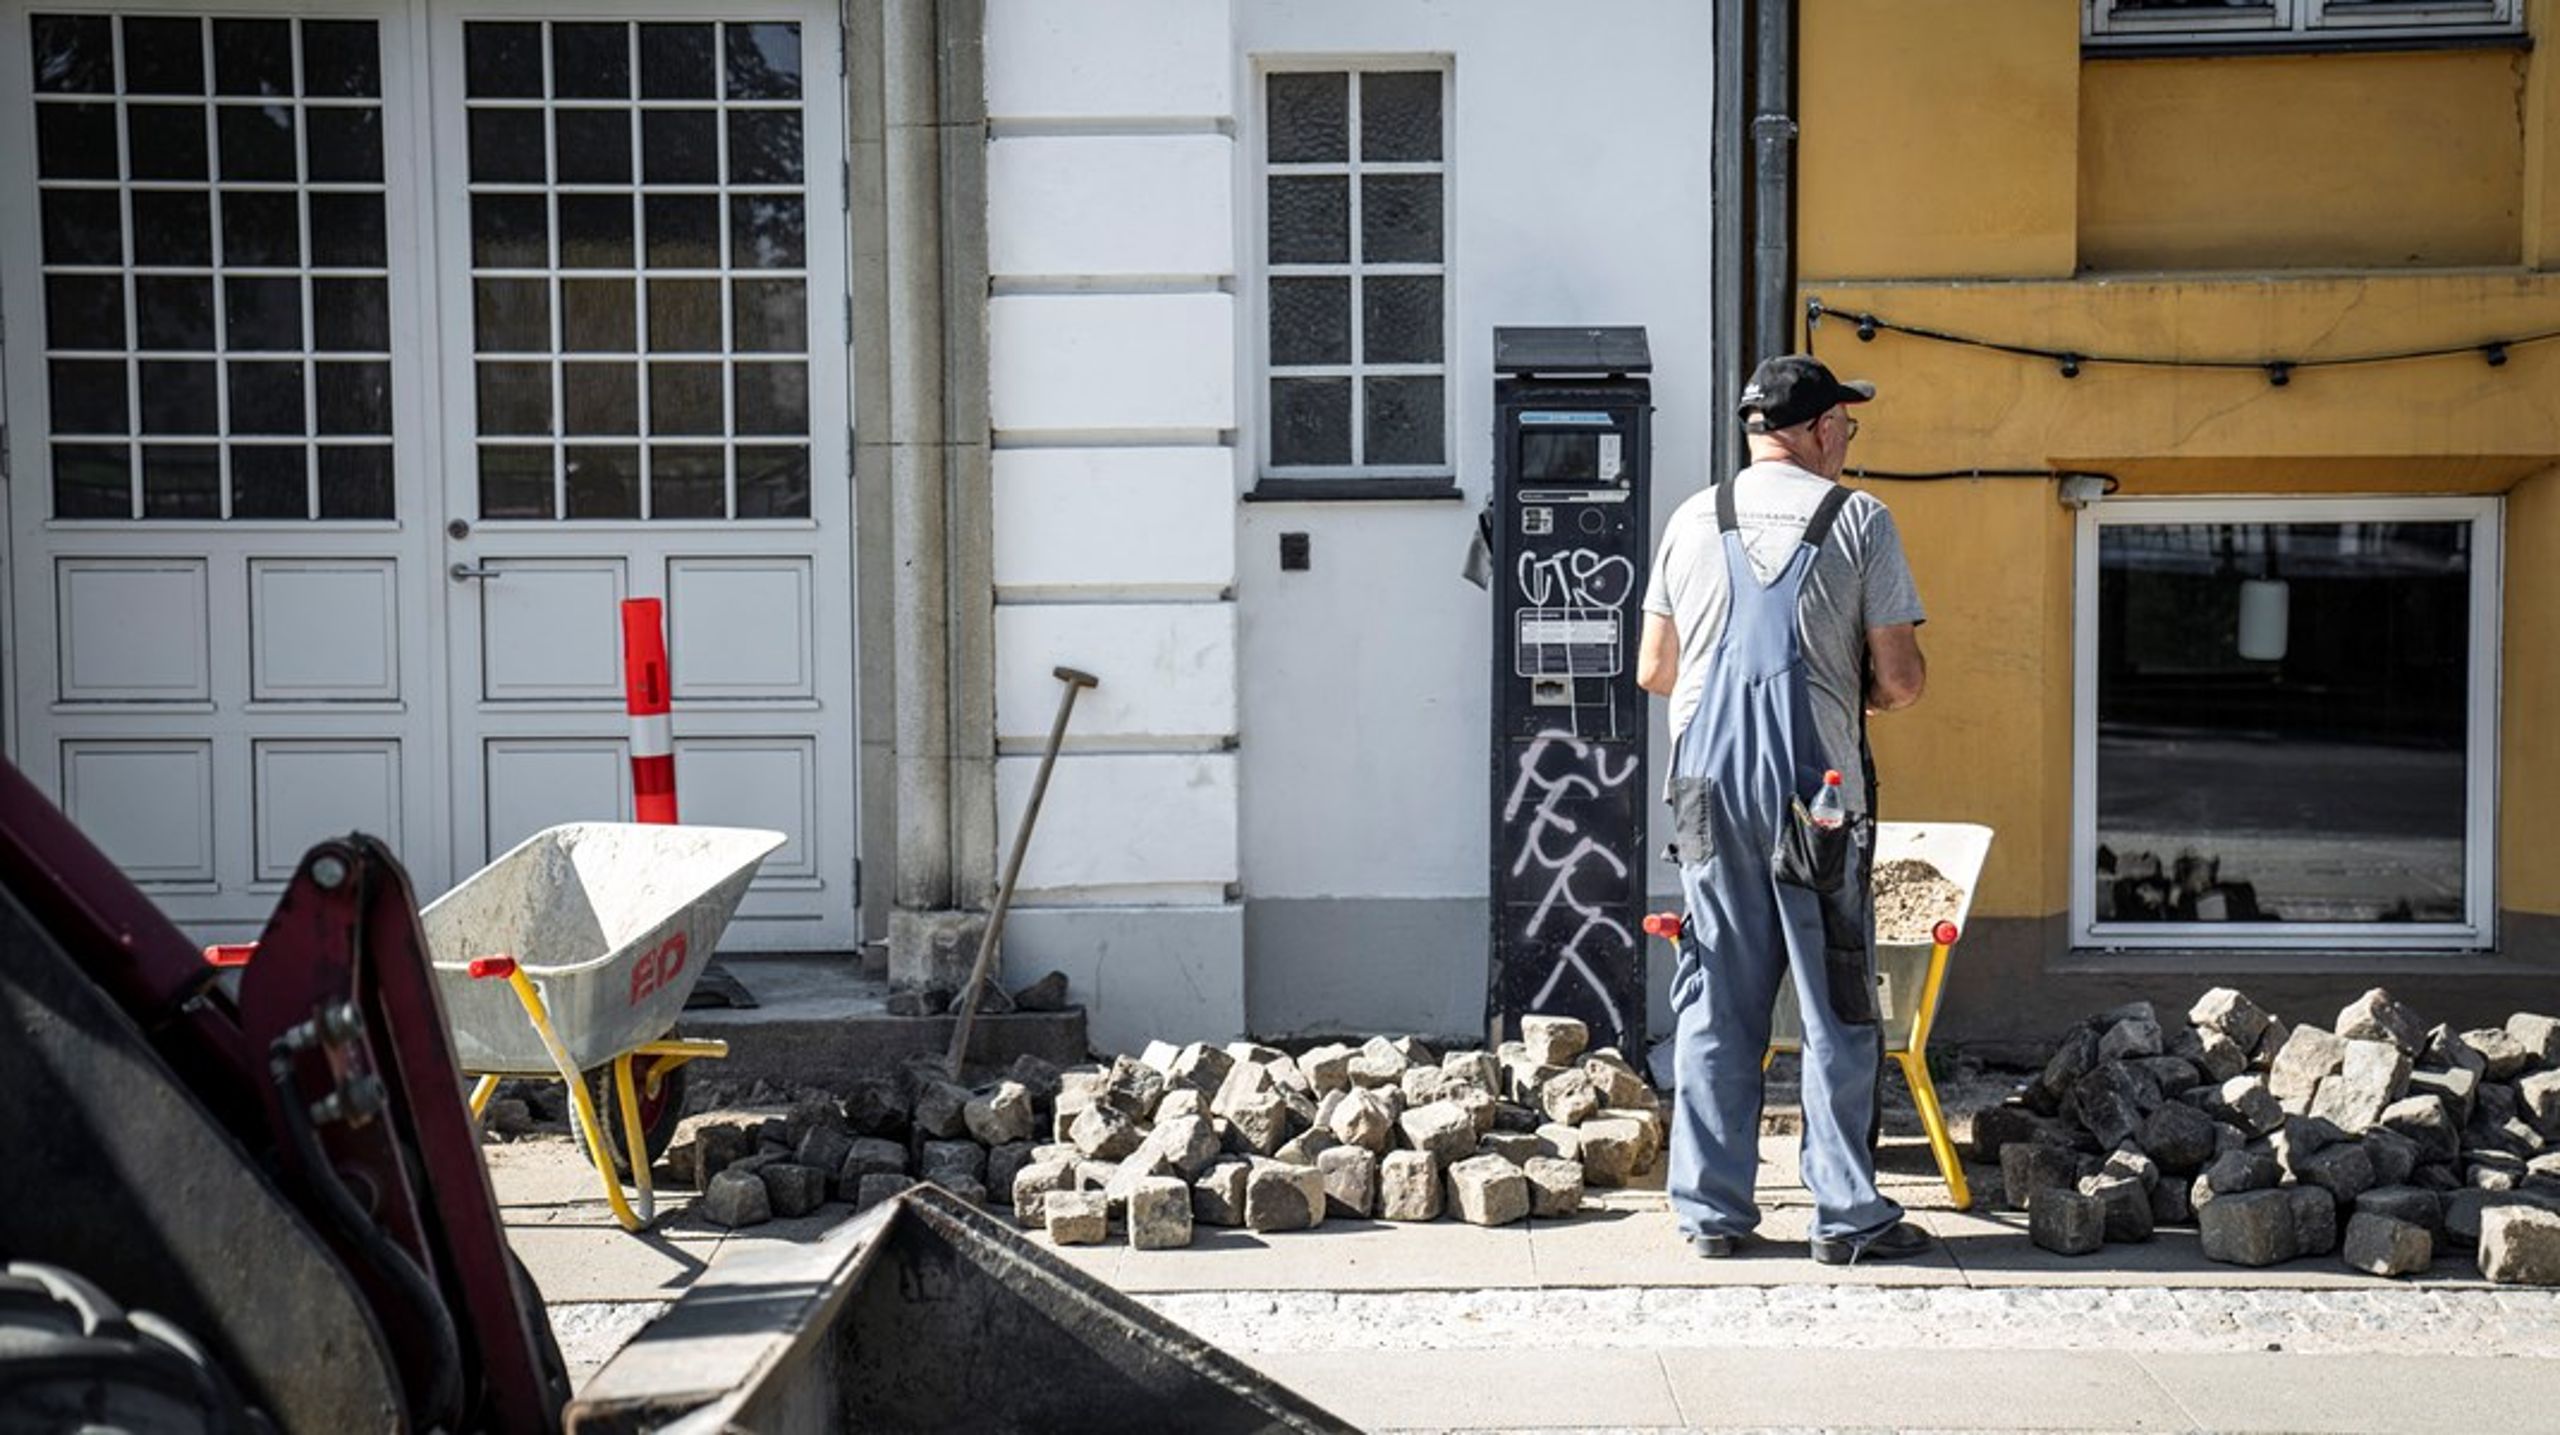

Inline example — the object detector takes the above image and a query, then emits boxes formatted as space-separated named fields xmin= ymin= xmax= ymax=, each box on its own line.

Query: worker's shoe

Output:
xmin=1689 ymin=1233 xmax=1746 ymax=1259
xmin=1809 ymin=1220 xmax=1931 ymax=1267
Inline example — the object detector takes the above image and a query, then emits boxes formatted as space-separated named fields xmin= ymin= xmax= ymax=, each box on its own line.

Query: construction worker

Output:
xmin=1635 ymin=355 xmax=1932 ymax=1263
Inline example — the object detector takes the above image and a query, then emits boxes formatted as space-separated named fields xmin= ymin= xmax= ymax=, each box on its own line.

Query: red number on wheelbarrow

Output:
xmin=628 ymin=930 xmax=688 ymax=1005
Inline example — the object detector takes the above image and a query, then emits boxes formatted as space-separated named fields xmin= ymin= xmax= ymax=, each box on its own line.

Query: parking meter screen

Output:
xmin=1520 ymin=431 xmax=1602 ymax=484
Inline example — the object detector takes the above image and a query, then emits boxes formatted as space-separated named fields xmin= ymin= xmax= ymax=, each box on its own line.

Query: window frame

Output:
xmin=1249 ymin=57 xmax=1454 ymax=485
xmin=2085 ymin=0 xmax=2521 ymax=48
xmin=2069 ymin=493 xmax=2503 ymax=951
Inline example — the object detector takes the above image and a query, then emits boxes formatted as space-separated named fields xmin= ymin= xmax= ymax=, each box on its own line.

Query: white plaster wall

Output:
xmin=985 ymin=0 xmax=1233 ymax=122
xmin=996 ymin=752 xmax=1239 ymax=893
xmin=989 ymin=136 xmax=1235 ymax=278
xmin=991 ymin=447 xmax=1235 ymax=596
xmin=988 ymin=294 xmax=1237 ymax=433
xmin=994 ymin=603 xmax=1236 ymax=744
xmin=1231 ymin=1 xmax=1718 ymax=1031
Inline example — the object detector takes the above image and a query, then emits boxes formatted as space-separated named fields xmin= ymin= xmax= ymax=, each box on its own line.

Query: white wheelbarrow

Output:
xmin=424 ymin=822 xmax=785 ymax=1230
xmin=1645 ymin=821 xmax=1995 ymax=1209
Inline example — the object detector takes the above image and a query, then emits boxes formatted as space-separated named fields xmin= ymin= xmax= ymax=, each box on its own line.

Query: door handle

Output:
xmin=449 ymin=562 xmax=502 ymax=582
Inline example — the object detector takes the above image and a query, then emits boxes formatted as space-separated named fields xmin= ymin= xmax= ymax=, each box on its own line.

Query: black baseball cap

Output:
xmin=1738 ymin=355 xmax=1876 ymax=432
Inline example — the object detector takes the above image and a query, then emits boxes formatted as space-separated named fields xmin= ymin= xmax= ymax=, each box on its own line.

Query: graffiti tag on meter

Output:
xmin=1501 ymin=729 xmax=1639 ymax=1037
xmin=1515 ymin=549 xmax=1635 ymax=610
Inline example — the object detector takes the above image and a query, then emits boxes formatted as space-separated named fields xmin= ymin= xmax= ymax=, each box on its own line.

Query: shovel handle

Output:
xmin=1053 ymin=666 xmax=1099 ymax=689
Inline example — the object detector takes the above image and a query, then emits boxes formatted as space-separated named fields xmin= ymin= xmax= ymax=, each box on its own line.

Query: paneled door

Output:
xmin=427 ymin=8 xmax=855 ymax=946
xmin=1 ymin=6 xmax=442 ymax=937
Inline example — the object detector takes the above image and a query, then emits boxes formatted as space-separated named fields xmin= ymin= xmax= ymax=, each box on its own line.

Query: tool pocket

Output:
xmin=1666 ymin=775 xmax=1717 ymax=866
xmin=1772 ymin=800 xmax=1852 ymax=894
xmin=1818 ymin=831 xmax=1880 ymax=1026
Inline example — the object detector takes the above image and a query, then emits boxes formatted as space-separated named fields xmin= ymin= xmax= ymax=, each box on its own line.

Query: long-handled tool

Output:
xmin=948 ymin=665 xmax=1098 ymax=1076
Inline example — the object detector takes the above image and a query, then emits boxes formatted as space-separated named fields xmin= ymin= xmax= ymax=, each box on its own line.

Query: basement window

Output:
xmin=2085 ymin=0 xmax=2521 ymax=48
xmin=2070 ymin=496 xmax=2501 ymax=950
xmin=1252 ymin=63 xmax=1452 ymax=489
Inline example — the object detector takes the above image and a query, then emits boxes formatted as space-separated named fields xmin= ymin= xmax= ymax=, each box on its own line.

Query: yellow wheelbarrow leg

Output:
xmin=468 ymin=1073 xmax=502 ymax=1123
xmin=467 ymin=956 xmax=648 ymax=1232
xmin=613 ymin=1053 xmax=654 ymax=1225
xmin=1897 ymin=1048 xmax=1972 ymax=1210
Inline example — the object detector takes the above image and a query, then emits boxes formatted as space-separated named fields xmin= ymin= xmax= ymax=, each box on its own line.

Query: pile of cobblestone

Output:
xmin=661 ymin=1014 xmax=1665 ymax=1249
xmin=1975 ymin=986 xmax=2560 ymax=1284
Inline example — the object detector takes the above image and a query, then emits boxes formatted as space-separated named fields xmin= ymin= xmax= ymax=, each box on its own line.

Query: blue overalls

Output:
xmin=1664 ymin=478 xmax=1901 ymax=1246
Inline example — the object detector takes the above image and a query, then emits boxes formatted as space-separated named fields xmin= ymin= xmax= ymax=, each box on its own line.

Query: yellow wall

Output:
xmin=2080 ymin=51 xmax=2527 ymax=271
xmin=1800 ymin=0 xmax=2560 ymax=928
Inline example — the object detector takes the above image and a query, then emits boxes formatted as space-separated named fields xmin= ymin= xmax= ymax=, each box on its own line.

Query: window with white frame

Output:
xmin=2072 ymin=497 xmax=2500 ymax=949
xmin=1258 ymin=65 xmax=1448 ymax=479
xmin=2086 ymin=0 xmax=2521 ymax=47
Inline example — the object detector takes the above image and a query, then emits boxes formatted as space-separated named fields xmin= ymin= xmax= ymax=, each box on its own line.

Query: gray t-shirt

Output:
xmin=1640 ymin=462 xmax=1926 ymax=817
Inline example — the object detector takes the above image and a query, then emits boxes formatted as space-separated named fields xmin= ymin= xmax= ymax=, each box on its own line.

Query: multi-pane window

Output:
xmin=2075 ymin=498 xmax=2499 ymax=948
xmin=2086 ymin=0 xmax=2521 ymax=47
xmin=463 ymin=19 xmax=811 ymax=521
xmin=31 ymin=14 xmax=393 ymax=520
xmin=1260 ymin=67 xmax=1448 ymax=476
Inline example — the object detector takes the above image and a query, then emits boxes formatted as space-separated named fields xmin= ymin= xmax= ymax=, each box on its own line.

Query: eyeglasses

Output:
xmin=1831 ymin=412 xmax=1860 ymax=440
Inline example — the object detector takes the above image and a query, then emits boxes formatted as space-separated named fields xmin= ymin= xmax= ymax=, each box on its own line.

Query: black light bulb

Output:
xmin=2058 ymin=354 xmax=2082 ymax=379
xmin=1855 ymin=316 xmax=1877 ymax=343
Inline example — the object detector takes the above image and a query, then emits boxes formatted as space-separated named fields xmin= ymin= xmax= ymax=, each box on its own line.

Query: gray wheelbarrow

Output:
xmin=423 ymin=822 xmax=784 ymax=1230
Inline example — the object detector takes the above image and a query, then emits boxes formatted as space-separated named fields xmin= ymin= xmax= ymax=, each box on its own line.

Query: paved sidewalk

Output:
xmin=491 ymin=1132 xmax=2560 ymax=1431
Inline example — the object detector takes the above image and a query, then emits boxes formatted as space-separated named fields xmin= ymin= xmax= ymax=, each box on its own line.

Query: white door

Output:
xmin=2 ymin=5 xmax=443 ymax=936
xmin=425 ymin=7 xmax=857 ymax=947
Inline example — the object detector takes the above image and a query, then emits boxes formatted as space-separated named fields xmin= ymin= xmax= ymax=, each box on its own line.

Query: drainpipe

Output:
xmin=1749 ymin=0 xmax=1799 ymax=369
xmin=1710 ymin=0 xmax=1750 ymax=487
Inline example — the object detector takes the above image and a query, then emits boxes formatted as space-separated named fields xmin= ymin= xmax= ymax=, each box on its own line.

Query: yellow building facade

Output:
xmin=1798 ymin=0 xmax=2560 ymax=1042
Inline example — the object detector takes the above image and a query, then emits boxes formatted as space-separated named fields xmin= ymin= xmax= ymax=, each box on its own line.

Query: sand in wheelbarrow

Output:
xmin=1874 ymin=857 xmax=1964 ymax=945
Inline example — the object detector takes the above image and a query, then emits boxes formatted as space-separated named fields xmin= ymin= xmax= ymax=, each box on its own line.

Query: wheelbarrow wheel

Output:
xmin=582 ymin=1061 xmax=688 ymax=1180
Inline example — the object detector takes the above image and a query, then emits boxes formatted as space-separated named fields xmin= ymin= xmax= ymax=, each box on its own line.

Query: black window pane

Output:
xmin=468 ymin=108 xmax=546 ymax=183
xmin=1360 ymin=71 xmax=1441 ymax=162
xmin=645 ymin=279 xmax=719 ymax=352
xmin=1362 ymin=275 xmax=1442 ymax=364
xmin=309 ymin=193 xmax=386 ymax=268
xmin=49 ymin=360 xmax=128 ymax=435
xmin=726 ymin=110 xmax=802 ymax=186
xmin=125 ymin=104 xmax=207 ymax=180
xmin=557 ymin=193 xmax=633 ymax=268
xmin=54 ymin=444 xmax=132 ymax=517
xmin=1361 ymin=175 xmax=1442 ymax=263
xmin=222 ymin=277 xmax=302 ymax=350
xmin=472 ymin=278 xmax=550 ymax=353
xmin=318 ymin=445 xmax=393 ymax=518
xmin=138 ymin=360 xmax=216 ymax=433
xmin=642 ymin=110 xmax=718 ymax=184
xmin=562 ymin=279 xmax=636 ymax=351
xmin=478 ymin=445 xmax=553 ymax=518
xmin=552 ymin=23 xmax=630 ymax=100
xmin=1268 ymin=277 xmax=1349 ymax=366
xmin=640 ymin=24 xmax=715 ymax=99
xmin=301 ymin=22 xmax=382 ymax=99
xmin=46 ymin=275 xmax=126 ymax=350
xmin=2095 ymin=521 xmax=2473 ymax=925
xmin=32 ymin=15 xmax=113 ymax=94
xmin=734 ymin=362 xmax=807 ymax=436
xmin=724 ymin=23 xmax=801 ymax=100
xmin=475 ymin=361 xmax=551 ymax=435
xmin=219 ymin=190 xmax=299 ymax=268
xmin=645 ymin=194 xmax=719 ymax=268
xmin=212 ymin=19 xmax=292 ymax=98
xmin=133 ymin=276 xmax=214 ymax=350
xmin=132 ymin=189 xmax=212 ymax=266
xmin=314 ymin=362 xmax=390 ymax=435
xmin=42 ymin=188 xmax=123 ymax=265
xmin=555 ymin=108 xmax=631 ymax=184
xmin=122 ymin=17 xmax=205 ymax=96
xmin=227 ymin=360 xmax=304 ymax=434
xmin=35 ymin=101 xmax=117 ymax=179
xmin=465 ymin=23 xmax=543 ymax=99
xmin=312 ymin=278 xmax=389 ymax=352
xmin=1363 ymin=376 xmax=1443 ymax=465
xmin=471 ymin=194 xmax=548 ymax=268
xmin=1267 ymin=176 xmax=1347 ymax=264
xmin=736 ymin=445 xmax=809 ymax=517
xmin=731 ymin=278 xmax=807 ymax=352
xmin=730 ymin=194 xmax=804 ymax=268
xmin=305 ymin=106 xmax=383 ymax=182
xmin=218 ymin=104 xmax=297 ymax=181
xmin=1270 ymin=377 xmax=1350 ymax=467
xmin=1267 ymin=72 xmax=1346 ymax=163
xmin=565 ymin=444 xmax=640 ymax=517
xmin=140 ymin=444 xmax=219 ymax=517
xmin=562 ymin=362 xmax=637 ymax=434
xmin=646 ymin=363 xmax=721 ymax=435
xmin=650 ymin=445 xmax=724 ymax=517
xmin=229 ymin=444 xmax=307 ymax=517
